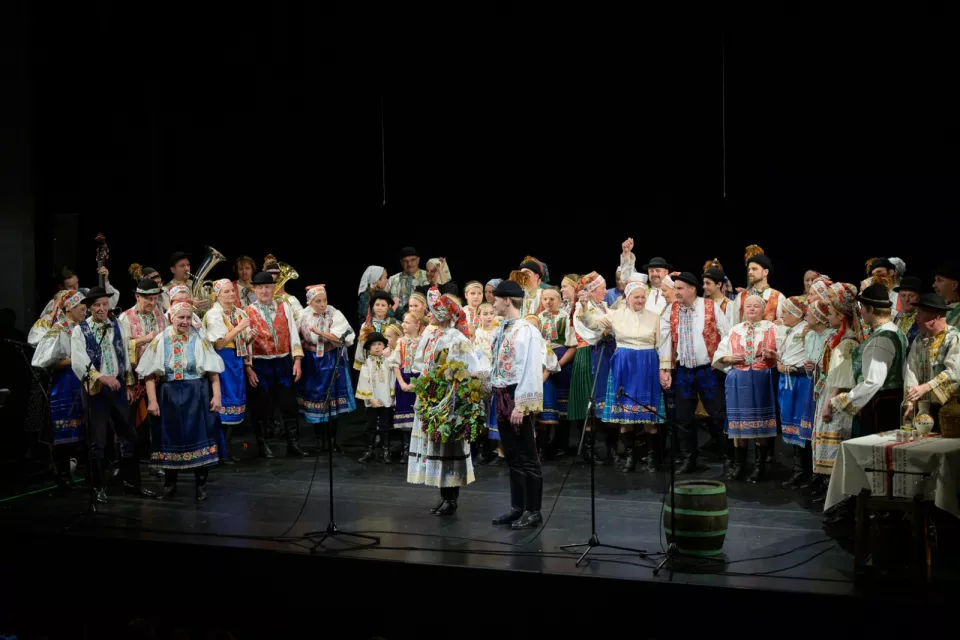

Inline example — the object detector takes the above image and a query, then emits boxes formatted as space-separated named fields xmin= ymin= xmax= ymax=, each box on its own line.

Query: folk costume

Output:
xmin=357 ymin=265 xmax=392 ymax=327
xmin=775 ymin=296 xmax=816 ymax=487
xmin=355 ymin=290 xmax=401 ymax=370
xmin=903 ymin=294 xmax=960 ymax=432
xmin=356 ymin=332 xmax=396 ymax=463
xmin=40 ymin=282 xmax=119 ymax=321
xmin=893 ymin=276 xmax=924 ymax=346
xmin=387 ymin=330 xmax=420 ymax=460
xmin=726 ymin=246 xmax=784 ymax=325
xmin=620 ymin=253 xmax=671 ymax=315
xmin=387 ymin=246 xmax=429 ymax=316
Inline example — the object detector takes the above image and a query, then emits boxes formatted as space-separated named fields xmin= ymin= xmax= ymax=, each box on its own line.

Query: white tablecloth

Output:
xmin=825 ymin=432 xmax=960 ymax=519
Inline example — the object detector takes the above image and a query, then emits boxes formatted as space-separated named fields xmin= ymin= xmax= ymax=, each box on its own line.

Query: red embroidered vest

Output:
xmin=669 ymin=299 xmax=720 ymax=369
xmin=121 ymin=307 xmax=167 ymax=364
xmin=246 ymin=301 xmax=292 ymax=357
xmin=737 ymin=289 xmax=781 ymax=323
xmin=728 ymin=325 xmax=778 ymax=370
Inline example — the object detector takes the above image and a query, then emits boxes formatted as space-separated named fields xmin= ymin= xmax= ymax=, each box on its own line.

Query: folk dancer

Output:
xmin=776 ymin=296 xmax=816 ymax=488
xmin=490 ymin=280 xmax=547 ymax=529
xmin=517 ymin=259 xmax=546 ymax=316
xmin=38 ymin=265 xmax=119 ymax=321
xmin=244 ymin=271 xmax=306 ymax=458
xmin=357 ymin=265 xmax=391 ymax=327
xmin=932 ymin=262 xmax=960 ymax=329
xmin=139 ymin=302 xmax=225 ymax=502
xmin=297 ymin=284 xmax=356 ymax=454
xmin=524 ymin=314 xmax=560 ymax=460
xmin=356 ymin=332 xmax=395 ymax=463
xmin=538 ymin=287 xmax=577 ymax=459
xmin=388 ymin=311 xmax=426 ymax=462
xmin=894 ymin=275 xmax=924 ymax=346
xmin=659 ymin=272 xmax=732 ymax=474
xmin=407 ymin=287 xmax=491 ymax=517
xmin=618 ymin=237 xmax=671 ymax=315
xmin=31 ymin=290 xmax=87 ymax=492
xmin=70 ymin=286 xmax=157 ymax=504
xmin=463 ymin=281 xmax=485 ymax=338
xmin=793 ymin=299 xmax=835 ymax=492
xmin=233 ymin=255 xmax=259 ymax=307
xmin=167 ymin=284 xmax=205 ymax=335
xmin=727 ymin=245 xmax=784 ymax=325
xmin=263 ymin=254 xmax=304 ymax=322
xmin=29 ymin=290 xmax=74 ymax=347
xmin=903 ymin=294 xmax=960 ymax=432
xmin=831 ymin=284 xmax=907 ymax=436
xmin=355 ymin=290 xmax=401 ymax=370
xmin=387 ymin=246 xmax=429 ymax=317
xmin=203 ymin=279 xmax=253 ymax=463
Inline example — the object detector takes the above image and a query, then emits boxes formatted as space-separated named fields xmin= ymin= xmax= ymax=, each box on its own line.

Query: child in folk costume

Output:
xmin=538 ymin=287 xmax=578 ymax=458
xmin=713 ymin=294 xmax=780 ymax=482
xmin=297 ymin=284 xmax=356 ymax=454
xmin=776 ymin=296 xmax=815 ymax=488
xmin=484 ymin=279 xmax=501 ymax=307
xmin=356 ymin=332 xmax=396 ymax=463
xmin=525 ymin=315 xmax=561 ymax=459
xmin=464 ymin=281 xmax=485 ymax=338
xmin=560 ymin=274 xmax=579 ymax=318
xmin=355 ymin=290 xmax=400 ymax=370
xmin=31 ymin=290 xmax=87 ymax=492
xmin=792 ymin=300 xmax=836 ymax=491
xmin=474 ymin=302 xmax=504 ymax=466
xmin=388 ymin=312 xmax=426 ymax=462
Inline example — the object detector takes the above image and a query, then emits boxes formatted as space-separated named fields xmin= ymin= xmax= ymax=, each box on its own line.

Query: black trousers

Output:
xmin=251 ymin=381 xmax=299 ymax=435
xmin=365 ymin=406 xmax=395 ymax=445
xmin=672 ymin=366 xmax=727 ymax=461
xmin=495 ymin=386 xmax=543 ymax=512
xmin=82 ymin=388 xmax=141 ymax=488
xmin=859 ymin=389 xmax=904 ymax=437
xmin=164 ymin=467 xmax=210 ymax=487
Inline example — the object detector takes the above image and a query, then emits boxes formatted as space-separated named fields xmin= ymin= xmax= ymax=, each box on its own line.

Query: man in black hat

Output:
xmin=70 ymin=287 xmax=158 ymax=503
xmin=244 ymin=271 xmax=306 ymax=458
xmin=831 ymin=284 xmax=907 ymax=436
xmin=141 ymin=266 xmax=163 ymax=289
xmin=618 ymin=237 xmax=672 ymax=314
xmin=119 ymin=278 xmax=168 ymax=466
xmin=727 ymin=247 xmax=783 ymax=325
xmin=904 ymin=294 xmax=960 ymax=430
xmin=161 ymin=251 xmax=192 ymax=312
xmin=933 ymin=262 xmax=960 ymax=329
xmin=894 ymin=275 xmax=924 ymax=345
xmin=702 ymin=267 xmax=730 ymax=316
xmin=37 ymin=265 xmax=119 ymax=329
xmin=356 ymin=332 xmax=394 ymax=464
xmin=518 ymin=259 xmax=545 ymax=316
xmin=658 ymin=272 xmax=732 ymax=474
xmin=387 ymin=246 xmax=429 ymax=317
xmin=490 ymin=279 xmax=548 ymax=529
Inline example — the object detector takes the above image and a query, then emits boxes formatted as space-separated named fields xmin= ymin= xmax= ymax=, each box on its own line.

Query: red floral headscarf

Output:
xmin=427 ymin=286 xmax=469 ymax=338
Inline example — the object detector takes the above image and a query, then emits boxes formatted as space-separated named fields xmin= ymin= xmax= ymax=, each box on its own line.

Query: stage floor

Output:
xmin=2 ymin=426 xmax=857 ymax=598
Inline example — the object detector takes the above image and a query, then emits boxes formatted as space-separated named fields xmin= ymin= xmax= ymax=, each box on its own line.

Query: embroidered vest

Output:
xmin=669 ymin=299 xmax=720 ymax=368
xmin=737 ymin=289 xmax=781 ymax=323
xmin=121 ymin=307 xmax=166 ymax=364
xmin=246 ymin=301 xmax=292 ymax=357
xmin=80 ymin=319 xmax=126 ymax=381
xmin=853 ymin=326 xmax=906 ymax=393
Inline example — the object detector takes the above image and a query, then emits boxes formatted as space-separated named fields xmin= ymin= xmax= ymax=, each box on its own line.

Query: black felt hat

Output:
xmin=81 ymin=286 xmax=110 ymax=306
xmin=674 ymin=272 xmax=699 ymax=289
xmin=364 ymin=332 xmax=388 ymax=350
xmin=642 ymin=257 xmax=673 ymax=271
xmin=894 ymin=275 xmax=924 ymax=293
xmin=869 ymin=258 xmax=895 ymax=273
xmin=369 ymin=290 xmax=394 ymax=308
xmin=747 ymin=254 xmax=773 ymax=271
xmin=519 ymin=260 xmax=543 ymax=278
xmin=935 ymin=262 xmax=960 ymax=283
xmin=857 ymin=284 xmax=893 ymax=309
xmin=142 ymin=266 xmax=160 ymax=278
xmin=493 ymin=280 xmax=525 ymax=298
xmin=400 ymin=246 xmax=419 ymax=259
xmin=168 ymin=251 xmax=191 ymax=267
xmin=134 ymin=278 xmax=162 ymax=296
xmin=252 ymin=272 xmax=275 ymax=285
xmin=703 ymin=267 xmax=725 ymax=285
xmin=915 ymin=293 xmax=950 ymax=313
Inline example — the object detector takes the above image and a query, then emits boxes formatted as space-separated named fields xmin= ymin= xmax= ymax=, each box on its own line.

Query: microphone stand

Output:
xmin=304 ymin=330 xmax=380 ymax=551
xmin=559 ymin=339 xmax=647 ymax=566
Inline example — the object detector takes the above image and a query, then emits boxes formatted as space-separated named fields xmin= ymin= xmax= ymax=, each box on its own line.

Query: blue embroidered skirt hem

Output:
xmin=724 ymin=368 xmax=778 ymax=439
xmin=51 ymin=369 xmax=84 ymax=445
xmin=216 ymin=348 xmax=246 ymax=426
xmin=778 ymin=372 xmax=814 ymax=445
xmin=485 ymin=396 xmax=500 ymax=440
xmin=152 ymin=378 xmax=220 ymax=470
xmin=296 ymin=349 xmax=357 ymax=423
xmin=393 ymin=371 xmax=418 ymax=430
xmin=539 ymin=377 xmax=559 ymax=425
xmin=591 ymin=338 xmax=616 ymax=414
xmin=601 ymin=347 xmax=662 ymax=424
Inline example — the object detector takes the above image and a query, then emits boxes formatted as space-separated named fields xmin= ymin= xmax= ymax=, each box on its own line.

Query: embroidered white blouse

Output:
xmin=490 ymin=318 xmax=546 ymax=414
xmin=356 ymin=355 xmax=394 ymax=407
xmin=32 ymin=323 xmax=76 ymax=371
xmin=581 ymin=305 xmax=660 ymax=351
xmin=657 ymin=298 xmax=732 ymax=370
xmin=297 ymin=305 xmax=355 ymax=354
xmin=136 ymin=327 xmax=225 ymax=381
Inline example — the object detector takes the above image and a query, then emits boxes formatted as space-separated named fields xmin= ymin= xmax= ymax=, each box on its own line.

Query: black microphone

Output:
xmin=616 ymin=386 xmax=624 ymax=399
xmin=340 ymin=329 xmax=351 ymax=343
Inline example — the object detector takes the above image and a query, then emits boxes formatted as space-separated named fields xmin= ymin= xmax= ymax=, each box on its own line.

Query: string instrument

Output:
xmin=95 ymin=233 xmax=109 ymax=288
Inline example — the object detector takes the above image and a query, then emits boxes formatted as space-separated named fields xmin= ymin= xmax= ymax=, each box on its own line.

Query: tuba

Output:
xmin=272 ymin=262 xmax=299 ymax=299
xmin=190 ymin=245 xmax=227 ymax=302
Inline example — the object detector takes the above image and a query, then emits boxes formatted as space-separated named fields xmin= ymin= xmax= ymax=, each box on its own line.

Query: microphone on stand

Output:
xmin=616 ymin=386 xmax=625 ymax=399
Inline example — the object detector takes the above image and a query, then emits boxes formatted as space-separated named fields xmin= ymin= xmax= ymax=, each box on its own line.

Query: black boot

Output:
xmin=314 ymin=424 xmax=328 ymax=455
xmin=120 ymin=457 xmax=158 ymax=499
xmin=89 ymin=459 xmax=107 ymax=504
xmin=581 ymin=433 xmax=598 ymax=464
xmin=401 ymin=433 xmax=410 ymax=462
xmin=330 ymin=421 xmax=342 ymax=453
xmin=678 ymin=452 xmax=701 ymax=474
xmin=358 ymin=446 xmax=376 ymax=463
xmin=781 ymin=445 xmax=806 ymax=489
xmin=748 ymin=443 xmax=767 ymax=483
xmin=766 ymin=438 xmax=776 ymax=464
xmin=381 ymin=433 xmax=392 ymax=464
xmin=645 ymin=436 xmax=662 ymax=473
xmin=604 ymin=429 xmax=619 ymax=466
xmin=620 ymin=431 xmax=637 ymax=473
xmin=285 ymin=421 xmax=307 ymax=457
xmin=256 ymin=422 xmax=274 ymax=459
xmin=195 ymin=469 xmax=208 ymax=503
xmin=221 ymin=426 xmax=237 ymax=464
xmin=727 ymin=446 xmax=747 ymax=480
xmin=511 ymin=510 xmax=543 ymax=530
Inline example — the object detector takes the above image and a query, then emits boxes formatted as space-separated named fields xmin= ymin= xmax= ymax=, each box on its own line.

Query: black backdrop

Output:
xmin=28 ymin=7 xmax=959 ymax=317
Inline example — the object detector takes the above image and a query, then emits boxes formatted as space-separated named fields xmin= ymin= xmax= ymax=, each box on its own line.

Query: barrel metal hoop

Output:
xmin=663 ymin=528 xmax=728 ymax=537
xmin=664 ymin=506 xmax=729 ymax=517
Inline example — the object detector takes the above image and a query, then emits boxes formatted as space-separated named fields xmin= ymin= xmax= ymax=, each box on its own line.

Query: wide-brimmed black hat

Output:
xmin=642 ymin=257 xmax=672 ymax=271
xmin=400 ymin=246 xmax=419 ymax=259
xmin=673 ymin=272 xmax=699 ymax=289
xmin=168 ymin=251 xmax=191 ymax=267
xmin=915 ymin=293 xmax=950 ymax=313
xmin=869 ymin=258 xmax=895 ymax=273
xmin=134 ymin=278 xmax=162 ymax=296
xmin=141 ymin=266 xmax=160 ymax=278
xmin=857 ymin=284 xmax=893 ymax=309
xmin=519 ymin=260 xmax=543 ymax=278
xmin=702 ymin=267 xmax=725 ymax=285
xmin=81 ymin=286 xmax=111 ymax=306
xmin=493 ymin=280 xmax=524 ymax=298
xmin=894 ymin=275 xmax=924 ymax=293
xmin=747 ymin=254 xmax=773 ymax=271
xmin=369 ymin=290 xmax=394 ymax=308
xmin=364 ymin=332 xmax=388 ymax=350
xmin=252 ymin=272 xmax=275 ymax=285
xmin=935 ymin=262 xmax=960 ymax=282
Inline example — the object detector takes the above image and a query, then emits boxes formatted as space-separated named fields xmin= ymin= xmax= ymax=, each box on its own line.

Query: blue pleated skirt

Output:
xmin=601 ymin=347 xmax=662 ymax=424
xmin=724 ymin=368 xmax=778 ymax=439
xmin=216 ymin=348 xmax=246 ymax=426
xmin=51 ymin=368 xmax=84 ymax=445
xmin=539 ymin=377 xmax=559 ymax=425
xmin=591 ymin=337 xmax=616 ymax=414
xmin=778 ymin=372 xmax=814 ymax=445
xmin=153 ymin=378 xmax=220 ymax=470
xmin=394 ymin=370 xmax=419 ymax=430
xmin=297 ymin=349 xmax=357 ymax=423
xmin=485 ymin=396 xmax=500 ymax=441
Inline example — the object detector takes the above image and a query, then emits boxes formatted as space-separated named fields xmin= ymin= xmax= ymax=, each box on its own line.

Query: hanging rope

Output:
xmin=722 ymin=34 xmax=726 ymax=198
xmin=381 ymin=97 xmax=387 ymax=206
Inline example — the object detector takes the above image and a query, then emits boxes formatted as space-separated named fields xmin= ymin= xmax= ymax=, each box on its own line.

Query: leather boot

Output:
xmin=121 ymin=456 xmax=158 ymax=499
xmin=604 ymin=429 xmax=619 ymax=466
xmin=358 ymin=446 xmax=376 ymax=463
xmin=581 ymin=433 xmax=598 ymax=464
xmin=435 ymin=499 xmax=458 ymax=516
xmin=646 ymin=438 xmax=662 ymax=473
xmin=163 ymin=470 xmax=178 ymax=498
xmin=195 ymin=469 xmax=208 ymax=502
xmin=401 ymin=433 xmax=410 ymax=462
xmin=221 ymin=426 xmax=237 ymax=464
xmin=381 ymin=434 xmax=392 ymax=464
xmin=285 ymin=421 xmax=306 ymax=457
xmin=766 ymin=437 xmax=776 ymax=464
xmin=314 ymin=424 xmax=328 ymax=455
xmin=330 ymin=421 xmax=342 ymax=453
xmin=620 ymin=432 xmax=637 ymax=473
xmin=781 ymin=445 xmax=806 ymax=489
xmin=255 ymin=422 xmax=274 ymax=459
xmin=727 ymin=446 xmax=747 ymax=481
xmin=748 ymin=443 xmax=767 ymax=483
xmin=678 ymin=452 xmax=701 ymax=474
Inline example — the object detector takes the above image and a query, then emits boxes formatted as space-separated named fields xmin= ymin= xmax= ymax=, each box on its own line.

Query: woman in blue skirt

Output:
xmin=139 ymin=302 xmax=225 ymax=502
xmin=538 ymin=288 xmax=577 ymax=458
xmin=713 ymin=295 xmax=780 ymax=482
xmin=581 ymin=282 xmax=662 ymax=472
xmin=203 ymin=279 xmax=253 ymax=464
xmin=297 ymin=284 xmax=356 ymax=453
xmin=775 ymin=296 xmax=816 ymax=488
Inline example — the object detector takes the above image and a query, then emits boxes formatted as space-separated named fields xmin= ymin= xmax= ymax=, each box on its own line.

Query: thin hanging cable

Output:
xmin=722 ymin=34 xmax=726 ymax=198
xmin=381 ymin=97 xmax=386 ymax=206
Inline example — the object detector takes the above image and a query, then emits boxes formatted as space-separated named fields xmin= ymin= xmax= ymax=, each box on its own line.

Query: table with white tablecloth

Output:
xmin=825 ymin=432 xmax=960 ymax=519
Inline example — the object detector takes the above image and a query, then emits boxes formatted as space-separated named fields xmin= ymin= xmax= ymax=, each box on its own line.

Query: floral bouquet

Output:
xmin=411 ymin=349 xmax=489 ymax=444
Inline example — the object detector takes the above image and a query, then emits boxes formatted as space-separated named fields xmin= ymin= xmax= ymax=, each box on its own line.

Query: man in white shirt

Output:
xmin=727 ymin=248 xmax=784 ymax=325
xmin=618 ymin=237 xmax=672 ymax=315
xmin=388 ymin=246 xmax=429 ymax=316
xmin=659 ymin=272 xmax=732 ymax=473
xmin=71 ymin=287 xmax=157 ymax=504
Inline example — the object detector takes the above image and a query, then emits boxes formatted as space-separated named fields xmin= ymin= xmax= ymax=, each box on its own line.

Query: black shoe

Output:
xmin=91 ymin=488 xmax=108 ymax=504
xmin=257 ymin=438 xmax=274 ymax=459
xmin=727 ymin=448 xmax=747 ymax=481
xmin=621 ymin=447 xmax=637 ymax=473
xmin=196 ymin=485 xmax=208 ymax=502
xmin=435 ymin=500 xmax=458 ymax=516
xmin=430 ymin=498 xmax=446 ymax=513
xmin=489 ymin=456 xmax=505 ymax=467
xmin=381 ymin=445 xmax=392 ymax=464
xmin=511 ymin=511 xmax=543 ymax=530
xmin=358 ymin=447 xmax=376 ymax=463
xmin=492 ymin=508 xmax=524 ymax=525
xmin=645 ymin=453 xmax=661 ymax=473
xmin=122 ymin=481 xmax=158 ymax=499
xmin=748 ymin=447 xmax=767 ymax=483
xmin=163 ymin=485 xmax=177 ymax=499
xmin=286 ymin=440 xmax=307 ymax=457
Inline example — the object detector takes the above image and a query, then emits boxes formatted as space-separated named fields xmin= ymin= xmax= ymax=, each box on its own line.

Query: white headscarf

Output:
xmin=358 ymin=265 xmax=386 ymax=296
xmin=426 ymin=258 xmax=452 ymax=285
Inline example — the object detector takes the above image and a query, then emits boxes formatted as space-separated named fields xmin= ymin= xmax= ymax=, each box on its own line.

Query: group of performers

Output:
xmin=25 ymin=243 xmax=960 ymax=528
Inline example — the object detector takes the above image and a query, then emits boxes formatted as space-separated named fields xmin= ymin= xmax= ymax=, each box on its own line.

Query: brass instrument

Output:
xmin=190 ymin=245 xmax=227 ymax=302
xmin=272 ymin=262 xmax=299 ymax=299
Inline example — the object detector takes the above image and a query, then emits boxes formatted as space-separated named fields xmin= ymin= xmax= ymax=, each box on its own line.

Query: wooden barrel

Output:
xmin=663 ymin=480 xmax=728 ymax=556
